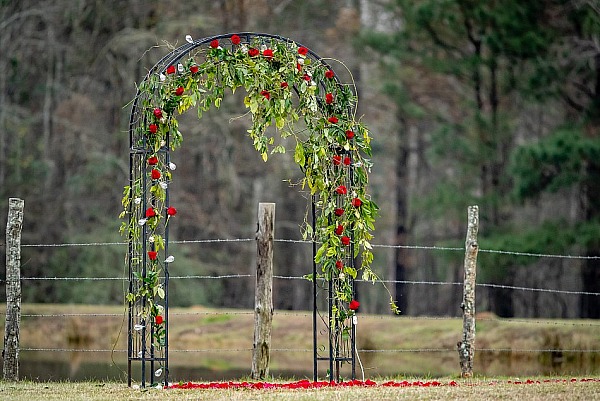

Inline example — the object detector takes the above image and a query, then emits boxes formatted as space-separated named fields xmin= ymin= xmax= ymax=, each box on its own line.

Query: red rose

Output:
xmin=147 ymin=156 xmax=159 ymax=165
xmin=349 ymin=300 xmax=360 ymax=311
xmin=149 ymin=124 xmax=158 ymax=134
xmin=231 ymin=34 xmax=241 ymax=45
xmin=175 ymin=86 xmax=184 ymax=96
xmin=210 ymin=39 xmax=219 ymax=48
xmin=298 ymin=46 xmax=308 ymax=56
xmin=343 ymin=157 xmax=351 ymax=166
xmin=190 ymin=65 xmax=199 ymax=74
xmin=335 ymin=185 xmax=347 ymax=195
xmin=352 ymin=197 xmax=362 ymax=207
xmin=328 ymin=116 xmax=338 ymax=124
xmin=155 ymin=315 xmax=164 ymax=325
xmin=145 ymin=207 xmax=156 ymax=218
xmin=325 ymin=69 xmax=335 ymax=79
xmin=335 ymin=225 xmax=344 ymax=235
xmin=167 ymin=206 xmax=177 ymax=216
xmin=281 ymin=82 xmax=288 ymax=89
xmin=341 ymin=236 xmax=351 ymax=246
xmin=248 ymin=48 xmax=259 ymax=57
xmin=153 ymin=108 xmax=163 ymax=119
xmin=334 ymin=208 xmax=344 ymax=216
xmin=148 ymin=251 xmax=158 ymax=260
xmin=296 ymin=63 xmax=302 ymax=71
xmin=332 ymin=155 xmax=341 ymax=165
xmin=166 ymin=65 xmax=176 ymax=74
xmin=151 ymin=169 xmax=161 ymax=180
xmin=263 ymin=49 xmax=273 ymax=59
xmin=303 ymin=73 xmax=311 ymax=81
xmin=336 ymin=260 xmax=344 ymax=270
xmin=345 ymin=130 xmax=355 ymax=139
xmin=261 ymin=90 xmax=270 ymax=100
xmin=325 ymin=93 xmax=334 ymax=104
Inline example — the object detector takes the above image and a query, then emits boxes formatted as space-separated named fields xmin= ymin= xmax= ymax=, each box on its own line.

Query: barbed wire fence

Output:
xmin=2 ymin=205 xmax=600 ymax=380
xmin=4 ymin=240 xmax=600 ymax=338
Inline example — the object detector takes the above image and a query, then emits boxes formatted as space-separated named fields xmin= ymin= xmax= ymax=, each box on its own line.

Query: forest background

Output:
xmin=0 ymin=0 xmax=598 ymax=319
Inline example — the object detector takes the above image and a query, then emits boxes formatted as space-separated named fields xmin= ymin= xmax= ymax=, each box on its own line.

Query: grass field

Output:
xmin=1 ymin=378 xmax=599 ymax=401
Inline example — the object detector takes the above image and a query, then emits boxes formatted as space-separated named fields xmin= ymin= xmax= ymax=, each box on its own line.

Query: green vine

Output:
xmin=121 ymin=35 xmax=398 ymax=357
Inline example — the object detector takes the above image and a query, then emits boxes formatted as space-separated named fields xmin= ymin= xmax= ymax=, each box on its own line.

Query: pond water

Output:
xmin=13 ymin=350 xmax=600 ymax=382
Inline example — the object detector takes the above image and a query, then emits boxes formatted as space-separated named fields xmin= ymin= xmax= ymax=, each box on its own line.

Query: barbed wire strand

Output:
xmin=6 ymin=237 xmax=598 ymax=260
xmin=13 ymin=274 xmax=599 ymax=297
xmin=8 ymin=311 xmax=600 ymax=327
xmin=7 ymin=347 xmax=600 ymax=353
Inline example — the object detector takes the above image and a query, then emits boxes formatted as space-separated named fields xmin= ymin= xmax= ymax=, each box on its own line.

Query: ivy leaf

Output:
xmin=276 ymin=116 xmax=285 ymax=129
xmin=271 ymin=145 xmax=286 ymax=154
xmin=294 ymin=142 xmax=305 ymax=166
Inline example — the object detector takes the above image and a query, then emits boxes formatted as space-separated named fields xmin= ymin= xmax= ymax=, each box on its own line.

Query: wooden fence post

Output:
xmin=3 ymin=198 xmax=24 ymax=381
xmin=252 ymin=202 xmax=274 ymax=380
xmin=457 ymin=205 xmax=479 ymax=378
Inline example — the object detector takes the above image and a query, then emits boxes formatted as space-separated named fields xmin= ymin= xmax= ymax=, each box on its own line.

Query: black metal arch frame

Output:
xmin=127 ymin=32 xmax=358 ymax=387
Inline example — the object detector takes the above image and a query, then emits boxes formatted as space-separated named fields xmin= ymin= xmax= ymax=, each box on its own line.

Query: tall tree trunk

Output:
xmin=579 ymin=40 xmax=600 ymax=319
xmin=581 ymin=155 xmax=600 ymax=318
xmin=394 ymin=119 xmax=410 ymax=314
xmin=580 ymin=141 xmax=600 ymax=319
xmin=489 ymin=58 xmax=514 ymax=317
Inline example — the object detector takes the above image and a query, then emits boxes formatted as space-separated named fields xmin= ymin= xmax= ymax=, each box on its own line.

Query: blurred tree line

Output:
xmin=0 ymin=0 xmax=598 ymax=318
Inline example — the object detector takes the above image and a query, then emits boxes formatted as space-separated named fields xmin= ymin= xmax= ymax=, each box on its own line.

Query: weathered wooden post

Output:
xmin=252 ymin=202 xmax=274 ymax=380
xmin=458 ymin=205 xmax=479 ymax=378
xmin=3 ymin=198 xmax=24 ymax=381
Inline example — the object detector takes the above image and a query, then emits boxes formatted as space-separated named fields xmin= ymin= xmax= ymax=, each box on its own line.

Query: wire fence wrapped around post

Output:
xmin=458 ymin=205 xmax=479 ymax=378
xmin=3 ymin=198 xmax=24 ymax=381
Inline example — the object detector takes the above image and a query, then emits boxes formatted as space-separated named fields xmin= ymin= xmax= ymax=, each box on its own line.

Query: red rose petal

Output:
xmin=335 ymin=185 xmax=347 ymax=195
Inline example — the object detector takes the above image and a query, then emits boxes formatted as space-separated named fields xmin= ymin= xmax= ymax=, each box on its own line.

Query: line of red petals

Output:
xmin=167 ymin=378 xmax=600 ymax=390
xmin=169 ymin=379 xmax=380 ymax=390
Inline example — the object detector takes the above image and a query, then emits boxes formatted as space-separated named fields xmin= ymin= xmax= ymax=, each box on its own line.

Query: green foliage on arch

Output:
xmin=121 ymin=35 xmax=395 ymax=348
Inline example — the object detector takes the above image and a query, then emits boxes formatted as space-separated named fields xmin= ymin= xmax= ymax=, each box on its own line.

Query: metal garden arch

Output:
xmin=125 ymin=32 xmax=375 ymax=387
